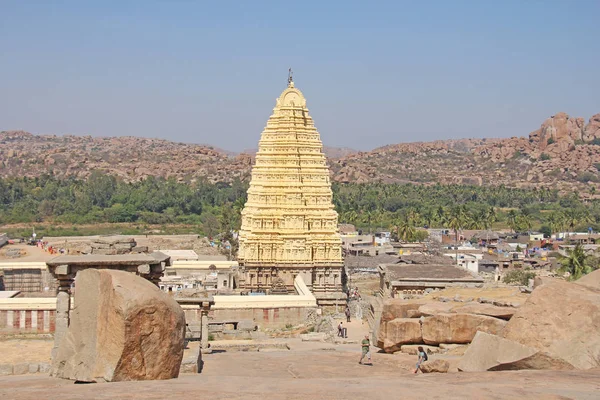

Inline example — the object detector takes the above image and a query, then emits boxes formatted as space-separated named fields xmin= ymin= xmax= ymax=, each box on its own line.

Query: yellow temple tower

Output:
xmin=238 ymin=74 xmax=345 ymax=306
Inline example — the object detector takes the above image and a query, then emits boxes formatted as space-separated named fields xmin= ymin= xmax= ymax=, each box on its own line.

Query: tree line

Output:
xmin=0 ymin=173 xmax=598 ymax=240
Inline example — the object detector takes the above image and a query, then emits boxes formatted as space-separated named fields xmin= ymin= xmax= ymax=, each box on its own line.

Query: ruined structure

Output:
xmin=237 ymin=75 xmax=345 ymax=307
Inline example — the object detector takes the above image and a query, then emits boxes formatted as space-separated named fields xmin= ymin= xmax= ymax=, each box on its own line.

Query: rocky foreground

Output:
xmin=1 ymin=111 xmax=600 ymax=195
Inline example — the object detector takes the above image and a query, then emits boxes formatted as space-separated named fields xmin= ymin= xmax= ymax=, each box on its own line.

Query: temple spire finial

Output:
xmin=287 ymin=68 xmax=294 ymax=88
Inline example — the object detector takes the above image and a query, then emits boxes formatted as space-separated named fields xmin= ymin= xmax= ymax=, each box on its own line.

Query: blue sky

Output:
xmin=1 ymin=1 xmax=599 ymax=151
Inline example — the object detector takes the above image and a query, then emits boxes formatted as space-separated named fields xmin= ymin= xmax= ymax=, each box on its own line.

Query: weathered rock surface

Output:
xmin=380 ymin=318 xmax=422 ymax=353
xmin=451 ymin=303 xmax=516 ymax=320
xmin=501 ymin=273 xmax=600 ymax=370
xmin=380 ymin=300 xmax=425 ymax=323
xmin=458 ymin=332 xmax=573 ymax=372
xmin=574 ymin=268 xmax=600 ymax=291
xmin=51 ymin=269 xmax=186 ymax=382
xmin=422 ymin=313 xmax=506 ymax=345
xmin=416 ymin=302 xmax=455 ymax=316
xmin=420 ymin=359 xmax=450 ymax=373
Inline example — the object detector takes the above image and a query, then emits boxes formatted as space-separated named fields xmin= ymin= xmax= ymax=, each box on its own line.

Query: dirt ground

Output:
xmin=1 ymin=344 xmax=599 ymax=399
xmin=0 ymin=338 xmax=53 ymax=364
xmin=0 ymin=244 xmax=54 ymax=262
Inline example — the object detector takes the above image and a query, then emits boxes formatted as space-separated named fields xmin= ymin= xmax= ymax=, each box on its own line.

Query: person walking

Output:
xmin=345 ymin=306 xmax=351 ymax=323
xmin=359 ymin=335 xmax=372 ymax=365
xmin=414 ymin=346 xmax=428 ymax=373
xmin=338 ymin=321 xmax=344 ymax=337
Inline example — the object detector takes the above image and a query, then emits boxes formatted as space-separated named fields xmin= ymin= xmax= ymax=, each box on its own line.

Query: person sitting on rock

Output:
xmin=414 ymin=346 xmax=428 ymax=373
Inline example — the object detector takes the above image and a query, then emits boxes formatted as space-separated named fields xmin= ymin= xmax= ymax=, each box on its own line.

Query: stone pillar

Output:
xmin=200 ymin=304 xmax=211 ymax=354
xmin=52 ymin=276 xmax=73 ymax=360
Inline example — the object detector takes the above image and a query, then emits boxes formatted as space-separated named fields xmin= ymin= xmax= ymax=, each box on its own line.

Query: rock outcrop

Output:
xmin=51 ymin=269 xmax=186 ymax=382
xmin=379 ymin=318 xmax=422 ymax=353
xmin=501 ymin=272 xmax=600 ymax=370
xmin=421 ymin=313 xmax=506 ymax=345
xmin=458 ymin=332 xmax=574 ymax=372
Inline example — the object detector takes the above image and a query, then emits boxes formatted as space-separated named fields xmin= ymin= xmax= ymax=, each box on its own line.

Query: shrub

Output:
xmin=547 ymin=137 xmax=555 ymax=145
xmin=540 ymin=153 xmax=551 ymax=161
xmin=502 ymin=270 xmax=536 ymax=286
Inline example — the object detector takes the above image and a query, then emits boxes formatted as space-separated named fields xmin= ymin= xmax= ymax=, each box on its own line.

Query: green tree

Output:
xmin=559 ymin=244 xmax=594 ymax=280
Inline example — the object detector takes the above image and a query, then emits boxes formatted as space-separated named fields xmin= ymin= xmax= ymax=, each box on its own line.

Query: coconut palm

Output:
xmin=559 ymin=244 xmax=593 ymax=280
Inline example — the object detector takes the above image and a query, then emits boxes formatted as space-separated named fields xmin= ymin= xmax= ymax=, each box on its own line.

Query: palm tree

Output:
xmin=559 ymin=244 xmax=593 ymax=280
xmin=507 ymin=210 xmax=519 ymax=233
xmin=447 ymin=205 xmax=467 ymax=243
xmin=397 ymin=214 xmax=416 ymax=242
xmin=545 ymin=212 xmax=563 ymax=238
xmin=485 ymin=207 xmax=497 ymax=230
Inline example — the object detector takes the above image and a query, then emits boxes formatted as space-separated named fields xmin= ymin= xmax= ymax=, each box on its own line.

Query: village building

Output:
xmin=236 ymin=76 xmax=345 ymax=307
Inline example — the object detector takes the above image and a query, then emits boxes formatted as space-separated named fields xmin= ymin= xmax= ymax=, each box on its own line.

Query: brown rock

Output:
xmin=417 ymin=302 xmax=455 ymax=316
xmin=458 ymin=332 xmax=573 ymax=372
xmin=380 ymin=300 xmax=425 ymax=323
xmin=51 ymin=269 xmax=186 ymax=382
xmin=501 ymin=275 xmax=600 ymax=369
xmin=419 ymin=359 xmax=450 ymax=373
xmin=422 ymin=313 xmax=506 ymax=345
xmin=451 ymin=303 xmax=516 ymax=320
xmin=584 ymin=114 xmax=600 ymax=142
xmin=575 ymin=269 xmax=600 ymax=291
xmin=380 ymin=318 xmax=422 ymax=353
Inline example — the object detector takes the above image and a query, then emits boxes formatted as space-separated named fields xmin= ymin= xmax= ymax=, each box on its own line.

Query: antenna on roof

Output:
xmin=287 ymin=68 xmax=293 ymax=86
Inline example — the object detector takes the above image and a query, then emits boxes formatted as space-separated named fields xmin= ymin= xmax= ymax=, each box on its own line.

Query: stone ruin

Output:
xmin=51 ymin=269 xmax=186 ymax=382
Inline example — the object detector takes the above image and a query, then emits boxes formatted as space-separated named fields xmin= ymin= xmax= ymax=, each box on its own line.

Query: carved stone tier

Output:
xmin=238 ymin=79 xmax=345 ymax=304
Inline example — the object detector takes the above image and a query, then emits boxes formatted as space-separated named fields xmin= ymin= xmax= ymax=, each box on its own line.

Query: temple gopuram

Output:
xmin=237 ymin=73 xmax=346 ymax=308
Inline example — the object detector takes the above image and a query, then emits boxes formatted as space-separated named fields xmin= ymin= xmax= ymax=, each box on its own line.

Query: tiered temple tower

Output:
xmin=238 ymin=76 xmax=345 ymax=306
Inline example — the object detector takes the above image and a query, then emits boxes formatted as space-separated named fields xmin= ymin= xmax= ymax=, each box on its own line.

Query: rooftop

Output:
xmin=46 ymin=252 xmax=171 ymax=267
xmin=382 ymin=263 xmax=479 ymax=281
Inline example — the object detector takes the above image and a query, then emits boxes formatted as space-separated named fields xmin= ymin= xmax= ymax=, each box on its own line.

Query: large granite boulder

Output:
xmin=501 ymin=273 xmax=600 ymax=370
xmin=451 ymin=303 xmax=515 ymax=320
xmin=458 ymin=332 xmax=574 ymax=372
xmin=379 ymin=318 xmax=422 ymax=353
xmin=416 ymin=302 xmax=455 ymax=316
xmin=51 ymin=269 xmax=186 ymax=382
xmin=422 ymin=313 xmax=506 ymax=345
xmin=380 ymin=299 xmax=425 ymax=323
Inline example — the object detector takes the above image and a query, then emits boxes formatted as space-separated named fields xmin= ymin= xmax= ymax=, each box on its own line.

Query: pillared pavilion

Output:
xmin=237 ymin=75 xmax=345 ymax=306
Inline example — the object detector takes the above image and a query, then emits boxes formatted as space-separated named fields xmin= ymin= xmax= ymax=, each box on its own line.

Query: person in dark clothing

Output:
xmin=345 ymin=306 xmax=351 ymax=322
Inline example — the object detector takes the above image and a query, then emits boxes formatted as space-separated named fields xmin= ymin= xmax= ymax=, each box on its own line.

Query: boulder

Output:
xmin=458 ymin=332 xmax=573 ymax=372
xmin=400 ymin=344 xmax=440 ymax=355
xmin=575 ymin=269 xmax=600 ymax=291
xmin=417 ymin=302 xmax=455 ymax=316
xmin=451 ymin=303 xmax=516 ymax=320
xmin=422 ymin=313 xmax=506 ymax=345
xmin=51 ymin=269 xmax=186 ymax=382
xmin=501 ymin=276 xmax=600 ymax=369
xmin=380 ymin=318 xmax=422 ymax=353
xmin=380 ymin=300 xmax=425 ymax=323
xmin=419 ymin=359 xmax=450 ymax=373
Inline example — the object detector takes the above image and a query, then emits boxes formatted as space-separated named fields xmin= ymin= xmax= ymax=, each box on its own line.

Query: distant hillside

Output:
xmin=1 ymin=111 xmax=599 ymax=196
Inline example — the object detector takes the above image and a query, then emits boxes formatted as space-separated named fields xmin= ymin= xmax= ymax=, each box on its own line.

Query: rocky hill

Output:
xmin=1 ymin=111 xmax=599 ymax=196
xmin=329 ymin=112 xmax=600 ymax=197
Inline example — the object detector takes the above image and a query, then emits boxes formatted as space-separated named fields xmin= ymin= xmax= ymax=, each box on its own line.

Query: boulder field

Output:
xmin=378 ymin=270 xmax=600 ymax=372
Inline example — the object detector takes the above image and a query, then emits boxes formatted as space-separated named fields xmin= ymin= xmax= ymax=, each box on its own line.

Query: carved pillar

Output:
xmin=52 ymin=273 xmax=74 ymax=360
xmin=200 ymin=303 xmax=211 ymax=353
